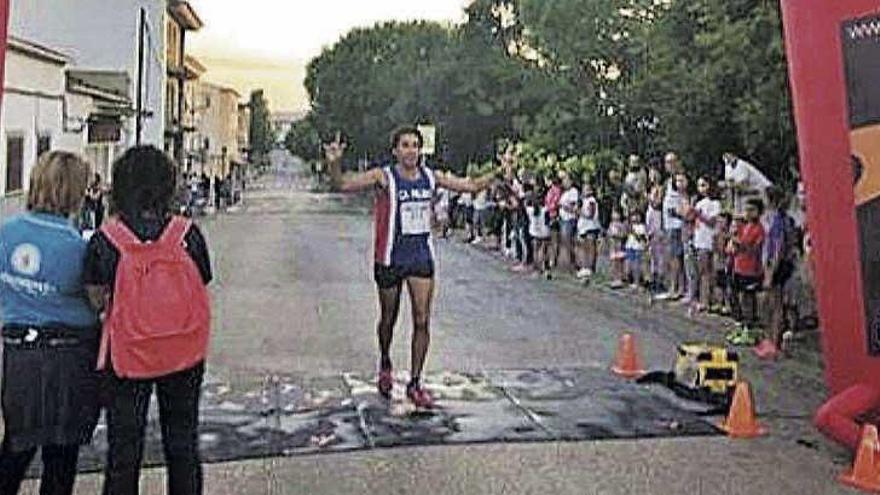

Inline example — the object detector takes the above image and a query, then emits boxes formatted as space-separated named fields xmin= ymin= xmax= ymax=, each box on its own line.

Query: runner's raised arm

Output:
xmin=434 ymin=168 xmax=499 ymax=194
xmin=324 ymin=135 xmax=387 ymax=192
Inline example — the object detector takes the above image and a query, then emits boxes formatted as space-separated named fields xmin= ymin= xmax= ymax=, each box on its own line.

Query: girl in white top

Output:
xmin=526 ymin=198 xmax=551 ymax=277
xmin=472 ymin=190 xmax=489 ymax=242
xmin=645 ymin=186 xmax=665 ymax=294
xmin=558 ymin=175 xmax=580 ymax=273
xmin=626 ymin=211 xmax=648 ymax=289
xmin=576 ymin=183 xmax=601 ymax=279
xmin=433 ymin=188 xmax=451 ymax=239
xmin=458 ymin=192 xmax=474 ymax=241
xmin=608 ymin=209 xmax=628 ymax=289
xmin=693 ymin=177 xmax=722 ymax=311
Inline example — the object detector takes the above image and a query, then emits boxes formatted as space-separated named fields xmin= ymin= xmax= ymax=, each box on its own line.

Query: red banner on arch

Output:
xmin=781 ymin=2 xmax=880 ymax=454
xmin=0 ymin=0 xmax=8 ymax=116
xmin=781 ymin=1 xmax=880 ymax=397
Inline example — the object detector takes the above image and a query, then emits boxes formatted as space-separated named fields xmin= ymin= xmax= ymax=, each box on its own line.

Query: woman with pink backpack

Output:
xmin=84 ymin=146 xmax=212 ymax=495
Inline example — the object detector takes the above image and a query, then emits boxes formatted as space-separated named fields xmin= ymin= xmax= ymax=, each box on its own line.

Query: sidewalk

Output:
xmin=25 ymin=438 xmax=849 ymax=494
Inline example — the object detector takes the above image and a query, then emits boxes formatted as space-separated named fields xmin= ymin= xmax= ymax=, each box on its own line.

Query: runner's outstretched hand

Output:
xmin=323 ymin=133 xmax=346 ymax=165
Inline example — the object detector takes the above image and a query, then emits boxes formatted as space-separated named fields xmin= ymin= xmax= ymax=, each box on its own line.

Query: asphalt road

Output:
xmin=19 ymin=151 xmax=857 ymax=494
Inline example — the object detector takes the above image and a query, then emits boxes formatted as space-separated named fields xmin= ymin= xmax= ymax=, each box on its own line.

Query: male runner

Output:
xmin=325 ymin=127 xmax=501 ymax=408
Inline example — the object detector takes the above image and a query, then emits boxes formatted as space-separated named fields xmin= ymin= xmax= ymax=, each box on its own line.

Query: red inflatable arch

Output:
xmin=0 ymin=0 xmax=8 ymax=113
xmin=781 ymin=1 xmax=880 ymax=451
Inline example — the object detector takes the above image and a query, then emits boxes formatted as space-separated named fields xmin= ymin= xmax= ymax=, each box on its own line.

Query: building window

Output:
xmin=167 ymin=81 xmax=177 ymax=126
xmin=6 ymin=134 xmax=24 ymax=193
xmin=166 ymin=20 xmax=180 ymax=68
xmin=37 ymin=134 xmax=51 ymax=158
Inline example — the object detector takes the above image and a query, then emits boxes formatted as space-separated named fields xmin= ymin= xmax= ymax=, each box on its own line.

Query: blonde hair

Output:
xmin=27 ymin=151 xmax=91 ymax=215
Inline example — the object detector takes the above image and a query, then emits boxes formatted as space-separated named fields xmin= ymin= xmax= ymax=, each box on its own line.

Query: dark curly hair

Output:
xmin=110 ymin=146 xmax=176 ymax=219
xmin=389 ymin=126 xmax=423 ymax=149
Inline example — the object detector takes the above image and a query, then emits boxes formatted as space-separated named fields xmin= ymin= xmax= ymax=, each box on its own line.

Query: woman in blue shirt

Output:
xmin=0 ymin=151 xmax=99 ymax=494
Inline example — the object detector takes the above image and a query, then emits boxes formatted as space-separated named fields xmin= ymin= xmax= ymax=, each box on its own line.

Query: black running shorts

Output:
xmin=374 ymin=263 xmax=435 ymax=290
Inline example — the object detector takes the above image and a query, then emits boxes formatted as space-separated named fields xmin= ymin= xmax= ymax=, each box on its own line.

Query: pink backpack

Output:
xmin=97 ymin=216 xmax=210 ymax=378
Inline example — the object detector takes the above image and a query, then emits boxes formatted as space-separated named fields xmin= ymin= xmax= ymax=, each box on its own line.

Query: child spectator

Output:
xmin=576 ymin=181 xmax=601 ymax=279
xmin=622 ymin=155 xmax=647 ymax=217
xmin=626 ymin=211 xmax=648 ymax=289
xmin=458 ymin=192 xmax=474 ymax=242
xmin=433 ymin=187 xmax=451 ymax=239
xmin=512 ymin=180 xmax=534 ymax=272
xmin=677 ymin=175 xmax=699 ymax=306
xmin=608 ymin=209 xmax=628 ymax=289
xmin=601 ymin=169 xmax=625 ymax=229
xmin=713 ymin=212 xmax=734 ymax=315
xmin=526 ymin=196 xmax=551 ymax=279
xmin=730 ymin=199 xmax=766 ymax=329
xmin=756 ymin=187 xmax=798 ymax=359
xmin=693 ymin=177 xmax=721 ymax=312
xmin=544 ymin=175 xmax=563 ymax=270
xmin=558 ymin=174 xmax=580 ymax=273
xmin=658 ymin=172 xmax=687 ymax=300
xmin=645 ymin=185 xmax=665 ymax=295
xmin=85 ymin=146 xmax=213 ymax=494
xmin=472 ymin=189 xmax=489 ymax=244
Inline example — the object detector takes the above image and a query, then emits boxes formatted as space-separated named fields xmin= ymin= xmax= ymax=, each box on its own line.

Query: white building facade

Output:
xmin=196 ymin=81 xmax=241 ymax=179
xmin=0 ymin=37 xmax=133 ymax=214
xmin=9 ymin=0 xmax=167 ymax=147
xmin=1 ymin=38 xmax=69 ymax=209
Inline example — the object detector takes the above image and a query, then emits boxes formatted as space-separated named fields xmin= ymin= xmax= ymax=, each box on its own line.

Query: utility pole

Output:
xmin=136 ymin=8 xmax=145 ymax=145
xmin=0 ymin=0 xmax=10 ymax=121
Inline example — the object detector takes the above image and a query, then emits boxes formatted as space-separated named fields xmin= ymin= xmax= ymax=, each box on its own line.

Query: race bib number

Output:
xmin=401 ymin=201 xmax=432 ymax=235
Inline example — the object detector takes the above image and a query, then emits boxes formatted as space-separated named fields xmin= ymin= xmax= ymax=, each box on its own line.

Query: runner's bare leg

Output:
xmin=377 ymin=285 xmax=402 ymax=369
xmin=406 ymin=277 xmax=434 ymax=381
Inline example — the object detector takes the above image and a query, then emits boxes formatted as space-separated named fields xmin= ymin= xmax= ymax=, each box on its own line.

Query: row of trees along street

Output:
xmin=284 ymin=0 xmax=796 ymax=187
xmin=248 ymin=89 xmax=275 ymax=168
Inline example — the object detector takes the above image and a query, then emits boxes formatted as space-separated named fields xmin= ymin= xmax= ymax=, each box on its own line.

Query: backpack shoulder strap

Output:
xmin=159 ymin=216 xmax=192 ymax=249
xmin=101 ymin=218 xmax=141 ymax=251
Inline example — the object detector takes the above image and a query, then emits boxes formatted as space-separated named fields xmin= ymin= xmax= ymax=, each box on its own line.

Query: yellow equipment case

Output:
xmin=674 ymin=343 xmax=739 ymax=396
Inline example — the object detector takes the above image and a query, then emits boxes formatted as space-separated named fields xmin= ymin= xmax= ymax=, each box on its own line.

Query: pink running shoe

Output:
xmin=753 ymin=339 xmax=780 ymax=360
xmin=377 ymin=369 xmax=394 ymax=399
xmin=406 ymin=384 xmax=435 ymax=409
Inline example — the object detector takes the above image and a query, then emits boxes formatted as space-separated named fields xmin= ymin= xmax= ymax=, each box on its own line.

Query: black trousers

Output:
xmin=0 ymin=440 xmax=79 ymax=495
xmin=102 ymin=363 xmax=204 ymax=495
xmin=514 ymin=214 xmax=533 ymax=264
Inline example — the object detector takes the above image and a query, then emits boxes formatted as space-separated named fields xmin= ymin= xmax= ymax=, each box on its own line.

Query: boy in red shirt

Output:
xmin=729 ymin=198 xmax=765 ymax=328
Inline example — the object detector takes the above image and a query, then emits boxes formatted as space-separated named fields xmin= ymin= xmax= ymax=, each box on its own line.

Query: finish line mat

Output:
xmin=37 ymin=367 xmax=722 ymax=475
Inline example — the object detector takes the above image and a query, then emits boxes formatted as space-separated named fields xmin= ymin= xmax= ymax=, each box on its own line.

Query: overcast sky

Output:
xmin=187 ymin=0 xmax=469 ymax=112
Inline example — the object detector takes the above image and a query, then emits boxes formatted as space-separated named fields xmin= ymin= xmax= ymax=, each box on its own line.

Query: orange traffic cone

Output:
xmin=611 ymin=333 xmax=645 ymax=379
xmin=718 ymin=381 xmax=766 ymax=438
xmin=839 ymin=424 xmax=880 ymax=492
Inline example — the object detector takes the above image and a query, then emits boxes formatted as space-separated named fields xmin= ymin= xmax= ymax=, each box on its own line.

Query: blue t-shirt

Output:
xmin=0 ymin=212 xmax=97 ymax=329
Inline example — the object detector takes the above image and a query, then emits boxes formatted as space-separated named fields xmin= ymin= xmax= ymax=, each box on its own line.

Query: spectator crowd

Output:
xmin=433 ymin=148 xmax=814 ymax=360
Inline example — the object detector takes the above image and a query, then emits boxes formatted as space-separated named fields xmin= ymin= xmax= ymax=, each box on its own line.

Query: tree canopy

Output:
xmin=248 ymin=89 xmax=274 ymax=163
xmin=287 ymin=0 xmax=797 ymax=185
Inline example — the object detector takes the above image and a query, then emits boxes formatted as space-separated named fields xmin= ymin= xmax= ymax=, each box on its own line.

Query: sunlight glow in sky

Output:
xmin=187 ymin=0 xmax=469 ymax=112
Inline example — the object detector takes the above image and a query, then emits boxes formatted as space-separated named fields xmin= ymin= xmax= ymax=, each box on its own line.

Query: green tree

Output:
xmin=305 ymin=21 xmax=457 ymax=160
xmin=299 ymin=0 xmax=797 ymax=185
xmin=284 ymin=116 xmax=321 ymax=162
xmin=303 ymin=16 xmax=559 ymax=171
xmin=514 ymin=0 xmax=796 ymax=184
xmin=248 ymin=90 xmax=274 ymax=163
